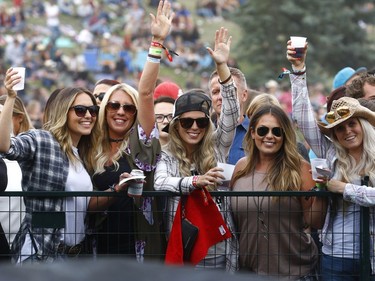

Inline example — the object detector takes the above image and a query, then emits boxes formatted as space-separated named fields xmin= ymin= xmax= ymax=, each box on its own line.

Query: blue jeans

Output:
xmin=320 ymin=254 xmax=375 ymax=280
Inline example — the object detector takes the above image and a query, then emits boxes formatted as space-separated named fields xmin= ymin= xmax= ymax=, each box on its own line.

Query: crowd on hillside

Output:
xmin=2 ymin=1 xmax=375 ymax=280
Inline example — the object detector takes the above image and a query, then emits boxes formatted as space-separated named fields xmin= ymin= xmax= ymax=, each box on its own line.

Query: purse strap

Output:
xmin=178 ymin=178 xmax=187 ymax=219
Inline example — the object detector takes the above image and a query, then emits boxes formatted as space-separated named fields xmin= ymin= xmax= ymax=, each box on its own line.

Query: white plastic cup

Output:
xmin=217 ymin=162 xmax=235 ymax=189
xmin=310 ymin=158 xmax=328 ymax=181
xmin=290 ymin=36 xmax=307 ymax=58
xmin=12 ymin=67 xmax=26 ymax=91
xmin=217 ymin=162 xmax=235 ymax=181
xmin=127 ymin=169 xmax=144 ymax=197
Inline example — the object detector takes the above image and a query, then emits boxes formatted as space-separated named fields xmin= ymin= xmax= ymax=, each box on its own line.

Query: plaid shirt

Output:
xmin=3 ymin=130 xmax=69 ymax=262
xmin=154 ymin=81 xmax=239 ymax=272
xmin=290 ymin=73 xmax=375 ymax=273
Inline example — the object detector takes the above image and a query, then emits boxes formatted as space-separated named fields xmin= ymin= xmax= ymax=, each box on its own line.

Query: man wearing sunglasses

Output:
xmin=93 ymin=79 xmax=120 ymax=106
xmin=209 ymin=67 xmax=249 ymax=165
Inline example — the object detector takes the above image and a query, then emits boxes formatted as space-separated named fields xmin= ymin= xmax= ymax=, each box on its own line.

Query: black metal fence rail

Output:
xmin=0 ymin=190 xmax=371 ymax=280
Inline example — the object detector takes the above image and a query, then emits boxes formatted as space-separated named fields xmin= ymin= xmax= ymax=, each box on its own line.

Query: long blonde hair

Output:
xmin=232 ymin=104 xmax=302 ymax=191
xmin=331 ymin=118 xmax=375 ymax=185
xmin=166 ymin=115 xmax=217 ymax=190
xmin=94 ymin=83 xmax=139 ymax=174
xmin=44 ymin=87 xmax=100 ymax=173
xmin=0 ymin=95 xmax=34 ymax=134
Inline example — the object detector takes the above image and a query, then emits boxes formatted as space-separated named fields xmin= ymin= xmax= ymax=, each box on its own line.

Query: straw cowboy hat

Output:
xmin=319 ymin=97 xmax=375 ymax=135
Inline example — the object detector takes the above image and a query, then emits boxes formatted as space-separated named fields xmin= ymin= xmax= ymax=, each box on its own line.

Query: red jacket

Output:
xmin=165 ymin=187 xmax=232 ymax=265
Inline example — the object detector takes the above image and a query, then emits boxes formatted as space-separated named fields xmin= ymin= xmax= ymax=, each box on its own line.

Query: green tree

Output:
xmin=230 ymin=0 xmax=375 ymax=89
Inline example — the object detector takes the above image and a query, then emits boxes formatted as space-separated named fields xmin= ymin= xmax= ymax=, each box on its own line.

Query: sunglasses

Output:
xmin=94 ymin=92 xmax=105 ymax=101
xmin=178 ymin=117 xmax=210 ymax=129
xmin=325 ymin=105 xmax=350 ymax=124
xmin=256 ymin=126 xmax=283 ymax=137
xmin=106 ymin=101 xmax=137 ymax=115
xmin=155 ymin=114 xmax=173 ymax=123
xmin=70 ymin=105 xmax=99 ymax=118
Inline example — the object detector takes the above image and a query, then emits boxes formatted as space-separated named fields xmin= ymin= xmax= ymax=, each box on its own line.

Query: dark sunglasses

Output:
xmin=256 ymin=126 xmax=283 ymax=137
xmin=178 ymin=117 xmax=210 ymax=129
xmin=106 ymin=101 xmax=137 ymax=115
xmin=70 ymin=105 xmax=99 ymax=117
xmin=94 ymin=92 xmax=106 ymax=101
xmin=155 ymin=114 xmax=173 ymax=123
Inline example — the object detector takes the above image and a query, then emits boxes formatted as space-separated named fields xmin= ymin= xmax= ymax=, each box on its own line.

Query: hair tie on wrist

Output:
xmin=218 ymin=74 xmax=232 ymax=85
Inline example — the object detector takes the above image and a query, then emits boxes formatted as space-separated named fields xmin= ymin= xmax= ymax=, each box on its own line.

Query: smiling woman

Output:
xmin=230 ymin=104 xmax=327 ymax=279
xmin=154 ymin=26 xmax=240 ymax=271
xmin=0 ymin=69 xmax=100 ymax=263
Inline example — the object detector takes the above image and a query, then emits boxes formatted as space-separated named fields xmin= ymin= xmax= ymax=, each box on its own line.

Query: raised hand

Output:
xmin=149 ymin=0 xmax=174 ymax=42
xmin=206 ymin=27 xmax=232 ymax=66
xmin=4 ymin=68 xmax=21 ymax=98
xmin=286 ymin=40 xmax=307 ymax=70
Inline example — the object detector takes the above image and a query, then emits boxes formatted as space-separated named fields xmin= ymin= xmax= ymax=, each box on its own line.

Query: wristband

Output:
xmin=149 ymin=47 xmax=163 ymax=57
xmin=110 ymin=184 xmax=117 ymax=192
xmin=151 ymin=41 xmax=179 ymax=62
xmin=147 ymin=56 xmax=161 ymax=64
xmin=192 ymin=176 xmax=199 ymax=188
xmin=218 ymin=74 xmax=232 ymax=85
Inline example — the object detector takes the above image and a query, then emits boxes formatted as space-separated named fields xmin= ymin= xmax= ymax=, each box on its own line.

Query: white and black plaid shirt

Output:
xmin=154 ymin=81 xmax=239 ymax=272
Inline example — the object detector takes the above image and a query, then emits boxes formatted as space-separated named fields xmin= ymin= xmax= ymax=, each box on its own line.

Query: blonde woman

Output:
xmin=88 ymin=0 xmax=172 ymax=260
xmin=154 ymin=26 xmax=240 ymax=271
xmin=287 ymin=39 xmax=375 ymax=280
xmin=231 ymin=104 xmax=327 ymax=279
xmin=0 ymin=69 xmax=100 ymax=263
xmin=0 ymin=96 xmax=32 ymax=249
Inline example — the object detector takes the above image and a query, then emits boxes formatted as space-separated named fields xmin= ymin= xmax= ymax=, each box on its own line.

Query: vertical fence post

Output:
xmin=360 ymin=206 xmax=370 ymax=280
xmin=360 ymin=175 xmax=371 ymax=280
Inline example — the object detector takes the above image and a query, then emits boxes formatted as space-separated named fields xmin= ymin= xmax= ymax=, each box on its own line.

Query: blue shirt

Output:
xmin=227 ymin=116 xmax=250 ymax=165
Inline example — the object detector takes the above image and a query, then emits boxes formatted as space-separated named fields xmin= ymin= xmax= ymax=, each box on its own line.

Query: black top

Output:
xmin=0 ymin=158 xmax=8 ymax=192
xmin=92 ymin=156 xmax=135 ymax=257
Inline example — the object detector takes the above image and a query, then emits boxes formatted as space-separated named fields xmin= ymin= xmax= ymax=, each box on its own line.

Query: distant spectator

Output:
xmin=332 ymin=66 xmax=367 ymax=90
xmin=346 ymin=72 xmax=375 ymax=101
xmin=153 ymin=81 xmax=182 ymax=100
xmin=93 ymin=78 xmax=120 ymax=105
xmin=44 ymin=0 xmax=60 ymax=40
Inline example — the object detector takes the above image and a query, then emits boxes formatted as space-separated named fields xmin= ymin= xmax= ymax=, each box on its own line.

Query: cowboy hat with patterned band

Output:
xmin=318 ymin=97 xmax=375 ymax=136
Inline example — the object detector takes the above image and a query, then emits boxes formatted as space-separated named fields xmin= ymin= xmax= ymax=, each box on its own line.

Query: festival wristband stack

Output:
xmin=147 ymin=45 xmax=162 ymax=64
xmin=151 ymin=41 xmax=179 ymax=62
xmin=192 ymin=175 xmax=199 ymax=188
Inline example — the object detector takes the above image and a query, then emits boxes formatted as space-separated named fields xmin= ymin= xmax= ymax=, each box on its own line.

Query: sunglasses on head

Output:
xmin=178 ymin=117 xmax=210 ymax=129
xmin=155 ymin=114 xmax=173 ymax=123
xmin=106 ymin=101 xmax=137 ymax=115
xmin=256 ymin=126 xmax=283 ymax=137
xmin=325 ymin=105 xmax=350 ymax=124
xmin=70 ymin=105 xmax=99 ymax=118
xmin=94 ymin=92 xmax=106 ymax=102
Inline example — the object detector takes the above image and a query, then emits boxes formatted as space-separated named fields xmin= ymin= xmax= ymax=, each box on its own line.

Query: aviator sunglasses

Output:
xmin=70 ymin=105 xmax=99 ymax=117
xmin=106 ymin=101 xmax=137 ymax=115
xmin=94 ymin=92 xmax=106 ymax=102
xmin=178 ymin=117 xmax=210 ymax=129
xmin=256 ymin=126 xmax=283 ymax=137
xmin=325 ymin=105 xmax=350 ymax=124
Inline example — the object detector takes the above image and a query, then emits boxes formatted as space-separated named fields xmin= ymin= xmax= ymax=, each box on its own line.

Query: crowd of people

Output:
xmin=1 ymin=0 xmax=375 ymax=280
